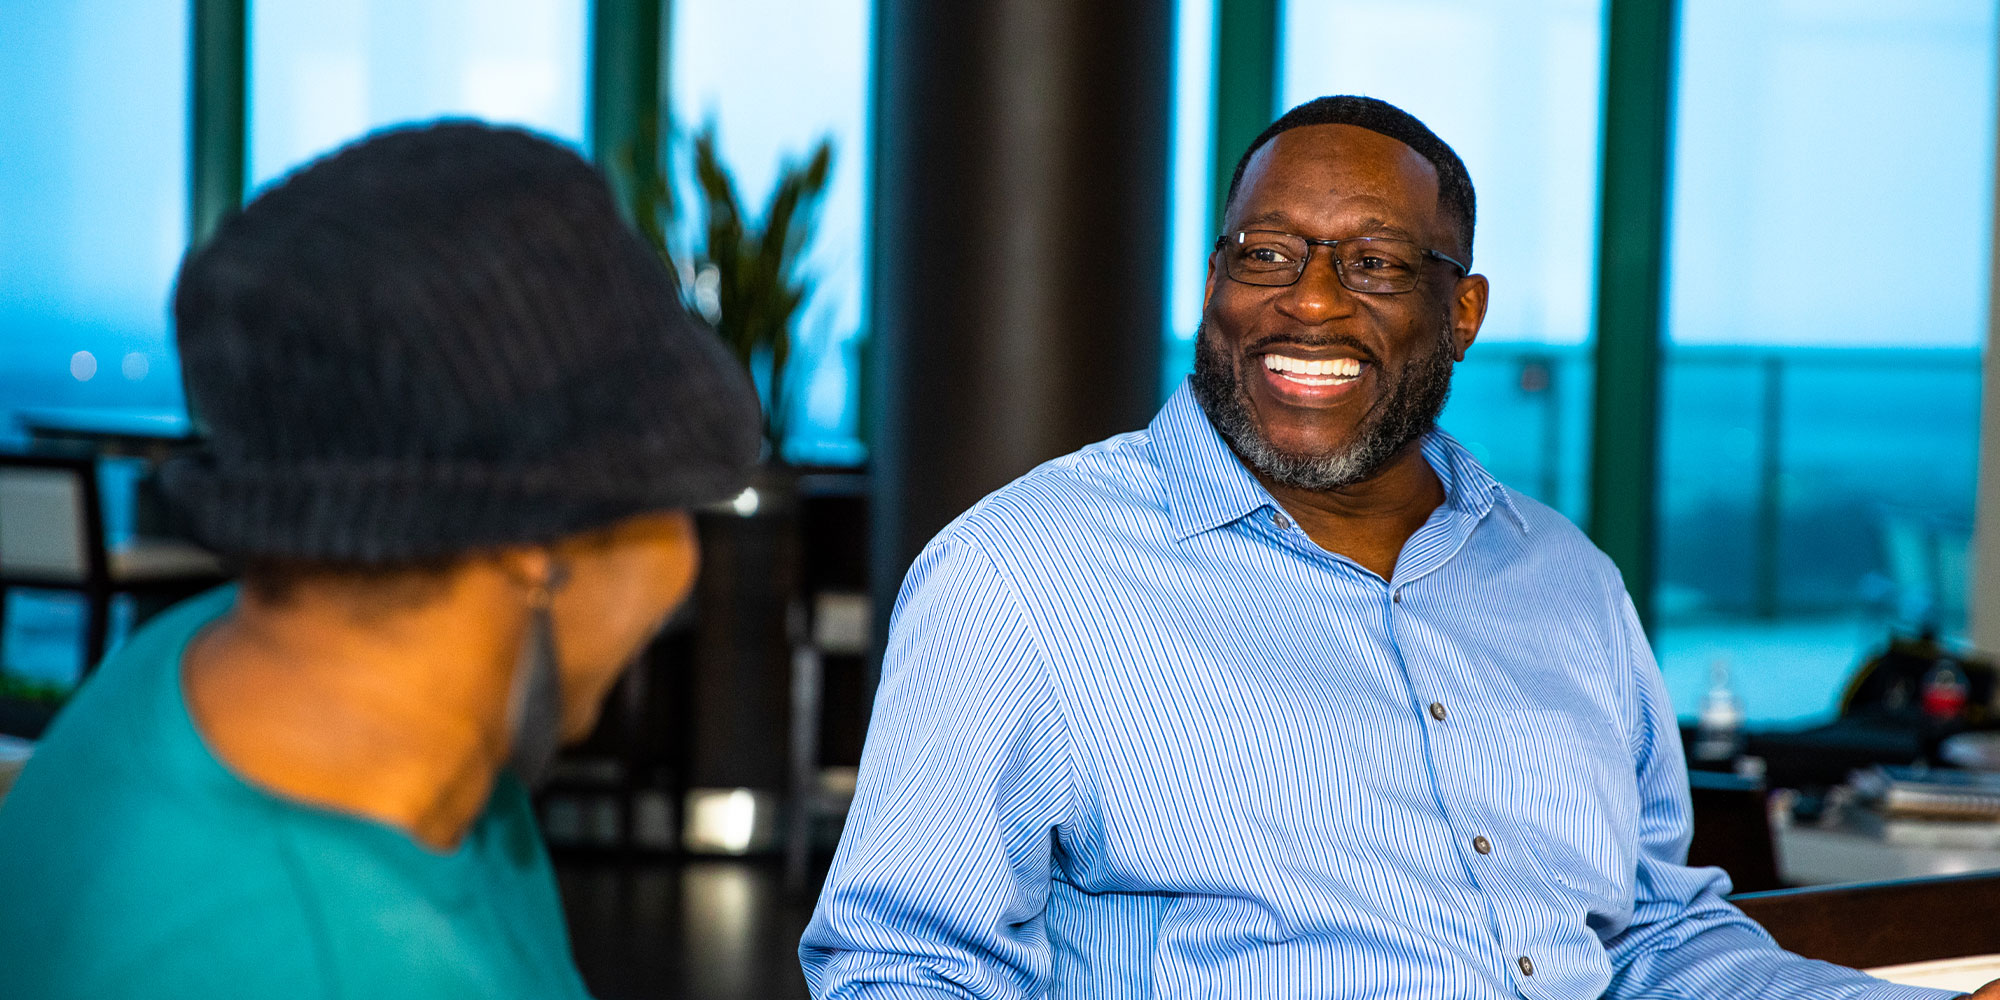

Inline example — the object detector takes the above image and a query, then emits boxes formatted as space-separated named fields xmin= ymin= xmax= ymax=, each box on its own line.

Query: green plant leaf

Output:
xmin=681 ymin=126 xmax=838 ymax=452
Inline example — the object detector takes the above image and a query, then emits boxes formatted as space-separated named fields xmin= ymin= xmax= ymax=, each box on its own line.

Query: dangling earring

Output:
xmin=505 ymin=562 xmax=568 ymax=789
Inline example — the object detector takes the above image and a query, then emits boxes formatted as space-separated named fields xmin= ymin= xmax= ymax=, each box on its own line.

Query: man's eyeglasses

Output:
xmin=1213 ymin=230 xmax=1468 ymax=294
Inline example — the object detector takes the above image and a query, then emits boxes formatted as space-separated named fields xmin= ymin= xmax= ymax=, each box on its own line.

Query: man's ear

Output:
xmin=1449 ymin=272 xmax=1489 ymax=362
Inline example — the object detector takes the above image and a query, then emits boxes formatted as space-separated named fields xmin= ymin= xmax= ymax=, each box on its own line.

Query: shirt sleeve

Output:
xmin=1599 ymin=593 xmax=1960 ymax=1000
xmin=800 ymin=533 xmax=1076 ymax=1000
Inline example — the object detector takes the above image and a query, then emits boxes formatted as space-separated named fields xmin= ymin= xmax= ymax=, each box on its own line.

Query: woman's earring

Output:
xmin=505 ymin=563 xmax=569 ymax=789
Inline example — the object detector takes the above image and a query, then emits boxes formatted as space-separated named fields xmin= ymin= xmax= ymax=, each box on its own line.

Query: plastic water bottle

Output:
xmin=1693 ymin=658 xmax=1745 ymax=765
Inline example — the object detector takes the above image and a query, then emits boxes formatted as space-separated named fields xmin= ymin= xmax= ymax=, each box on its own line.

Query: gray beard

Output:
xmin=1189 ymin=319 xmax=1457 ymax=491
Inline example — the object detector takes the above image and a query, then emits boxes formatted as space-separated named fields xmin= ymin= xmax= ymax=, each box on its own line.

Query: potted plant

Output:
xmin=621 ymin=122 xmax=836 ymax=855
xmin=625 ymin=120 xmax=834 ymax=457
xmin=687 ymin=125 xmax=832 ymax=455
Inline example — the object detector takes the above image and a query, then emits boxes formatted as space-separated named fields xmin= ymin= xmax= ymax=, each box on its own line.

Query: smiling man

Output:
xmin=801 ymin=97 xmax=1985 ymax=999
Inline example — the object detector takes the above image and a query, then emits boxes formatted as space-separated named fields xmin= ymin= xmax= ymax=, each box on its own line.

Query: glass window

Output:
xmin=0 ymin=0 xmax=190 ymax=438
xmin=1164 ymin=0 xmax=1216 ymax=395
xmin=249 ymin=0 xmax=588 ymax=188
xmin=1279 ymin=0 xmax=1606 ymax=520
xmin=1656 ymin=0 xmax=1997 ymax=725
xmin=669 ymin=0 xmax=872 ymax=466
xmin=1 ymin=0 xmax=190 ymax=689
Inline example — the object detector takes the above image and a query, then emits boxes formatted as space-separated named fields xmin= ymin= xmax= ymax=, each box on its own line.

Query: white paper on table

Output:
xmin=1868 ymin=954 xmax=2000 ymax=992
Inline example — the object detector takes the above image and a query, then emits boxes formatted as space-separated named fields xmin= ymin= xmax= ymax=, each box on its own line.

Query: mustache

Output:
xmin=1239 ymin=331 xmax=1380 ymax=366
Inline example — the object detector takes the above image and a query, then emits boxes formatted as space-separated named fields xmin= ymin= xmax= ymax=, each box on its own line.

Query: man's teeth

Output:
xmin=1264 ymin=355 xmax=1363 ymax=385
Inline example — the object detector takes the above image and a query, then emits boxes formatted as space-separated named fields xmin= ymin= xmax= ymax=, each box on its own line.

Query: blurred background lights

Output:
xmin=684 ymin=787 xmax=762 ymax=854
xmin=120 ymin=352 xmax=150 ymax=381
xmin=68 ymin=351 xmax=97 ymax=381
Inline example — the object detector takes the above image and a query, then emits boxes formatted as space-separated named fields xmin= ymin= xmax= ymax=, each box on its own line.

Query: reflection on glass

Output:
xmin=0 ymin=0 xmax=188 ymax=431
xmin=1164 ymin=0 xmax=1217 ymax=393
xmin=249 ymin=0 xmax=587 ymax=188
xmin=670 ymin=0 xmax=871 ymax=466
xmin=1656 ymin=0 xmax=1996 ymax=726
xmin=1280 ymin=0 xmax=1606 ymax=519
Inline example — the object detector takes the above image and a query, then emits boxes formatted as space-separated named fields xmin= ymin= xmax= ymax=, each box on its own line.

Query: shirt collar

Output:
xmin=1151 ymin=382 xmax=1272 ymax=540
xmin=1419 ymin=427 xmax=1531 ymax=534
xmin=1149 ymin=378 xmax=1530 ymax=541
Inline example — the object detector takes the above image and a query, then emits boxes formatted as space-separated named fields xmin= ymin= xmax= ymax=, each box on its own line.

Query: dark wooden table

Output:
xmin=13 ymin=406 xmax=198 ymax=461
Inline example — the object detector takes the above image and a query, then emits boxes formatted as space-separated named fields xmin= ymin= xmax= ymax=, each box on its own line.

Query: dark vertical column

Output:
xmin=1589 ymin=0 xmax=1679 ymax=628
xmin=869 ymin=0 xmax=1173 ymax=653
xmin=187 ymin=0 xmax=246 ymax=438
xmin=1209 ymin=0 xmax=1281 ymax=235
xmin=190 ymin=0 xmax=246 ymax=247
xmin=588 ymin=0 xmax=666 ymax=221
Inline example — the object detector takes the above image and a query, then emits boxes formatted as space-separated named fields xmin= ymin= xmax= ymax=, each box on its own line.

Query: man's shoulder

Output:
xmin=1482 ymin=483 xmax=1628 ymax=592
xmin=1500 ymin=485 xmax=1599 ymax=545
xmin=941 ymin=427 xmax=1167 ymax=552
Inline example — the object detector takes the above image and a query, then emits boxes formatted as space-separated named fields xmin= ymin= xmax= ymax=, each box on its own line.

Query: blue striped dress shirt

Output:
xmin=801 ymin=381 xmax=1952 ymax=1000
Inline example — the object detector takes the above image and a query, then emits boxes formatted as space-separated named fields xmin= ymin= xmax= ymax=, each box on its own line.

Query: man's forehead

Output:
xmin=1234 ymin=123 xmax=1442 ymax=221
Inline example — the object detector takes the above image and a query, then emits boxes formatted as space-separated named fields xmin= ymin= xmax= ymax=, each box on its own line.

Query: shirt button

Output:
xmin=1428 ymin=702 xmax=1447 ymax=721
xmin=1473 ymin=835 xmax=1492 ymax=855
xmin=1271 ymin=511 xmax=1289 ymax=529
xmin=1391 ymin=589 xmax=1402 ymax=603
xmin=1518 ymin=956 xmax=1535 ymax=976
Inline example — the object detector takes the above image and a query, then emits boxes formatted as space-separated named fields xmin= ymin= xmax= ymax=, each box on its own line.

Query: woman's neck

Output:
xmin=181 ymin=576 xmax=526 ymax=851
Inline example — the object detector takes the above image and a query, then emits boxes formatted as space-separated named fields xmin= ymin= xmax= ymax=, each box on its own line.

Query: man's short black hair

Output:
xmin=1222 ymin=95 xmax=1476 ymax=265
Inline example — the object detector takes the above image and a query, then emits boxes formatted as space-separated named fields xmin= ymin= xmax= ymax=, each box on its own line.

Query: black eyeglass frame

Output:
xmin=1212 ymin=229 xmax=1470 ymax=293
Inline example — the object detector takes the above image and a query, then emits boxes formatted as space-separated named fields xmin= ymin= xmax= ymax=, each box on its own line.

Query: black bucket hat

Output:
xmin=161 ymin=120 xmax=762 ymax=564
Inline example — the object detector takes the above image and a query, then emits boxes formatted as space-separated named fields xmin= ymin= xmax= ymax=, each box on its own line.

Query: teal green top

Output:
xmin=0 ymin=588 xmax=594 ymax=1000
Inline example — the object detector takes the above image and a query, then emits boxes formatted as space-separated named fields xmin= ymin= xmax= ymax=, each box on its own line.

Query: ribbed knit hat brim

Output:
xmin=161 ymin=449 xmax=752 ymax=564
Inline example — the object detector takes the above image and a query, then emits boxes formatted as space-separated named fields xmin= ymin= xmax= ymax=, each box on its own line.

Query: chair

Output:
xmin=1686 ymin=768 xmax=1784 ymax=893
xmin=0 ymin=450 xmax=227 ymax=672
